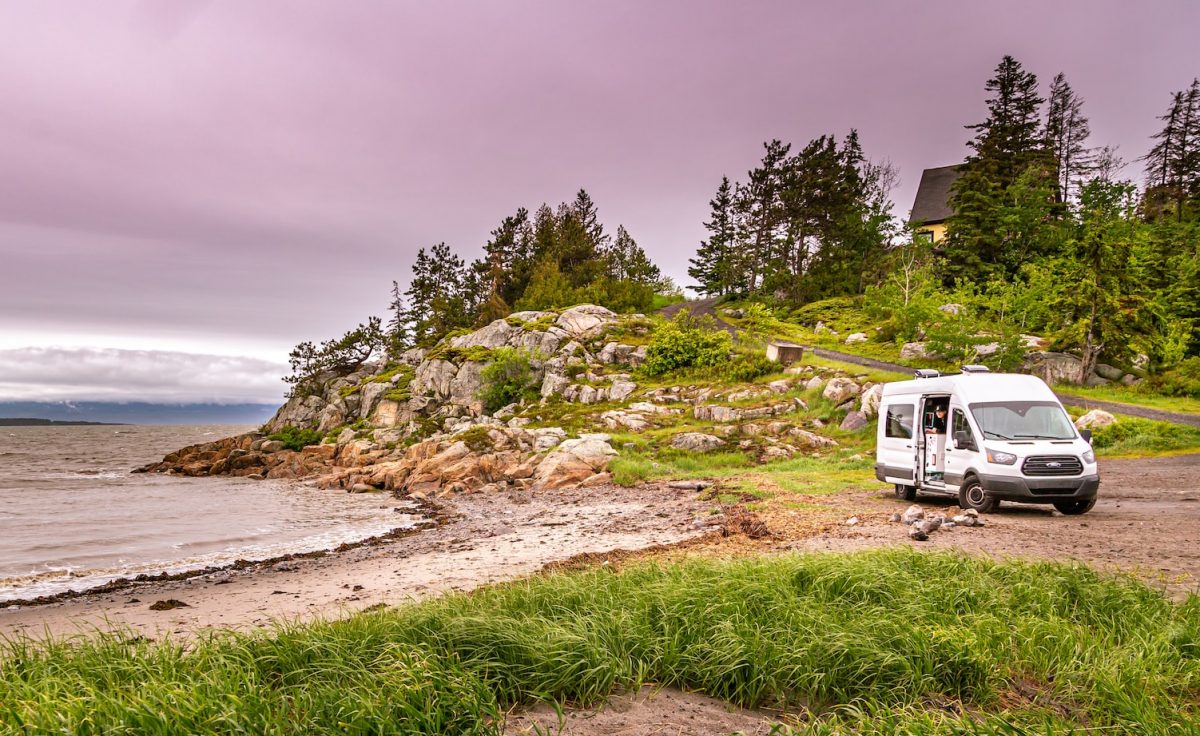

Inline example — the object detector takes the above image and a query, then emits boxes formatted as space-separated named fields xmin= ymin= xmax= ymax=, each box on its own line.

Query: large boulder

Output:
xmin=533 ymin=434 xmax=618 ymax=489
xmin=845 ymin=332 xmax=868 ymax=345
xmin=840 ymin=411 xmax=869 ymax=431
xmin=608 ymin=380 xmax=637 ymax=402
xmin=860 ymin=383 xmax=884 ymax=419
xmin=900 ymin=342 xmax=931 ymax=360
xmin=555 ymin=305 xmax=617 ymax=340
xmin=448 ymin=361 xmax=487 ymax=413
xmin=264 ymin=394 xmax=326 ymax=433
xmin=1094 ymin=363 xmax=1125 ymax=381
xmin=450 ymin=319 xmax=515 ymax=349
xmin=670 ymin=432 xmax=727 ymax=452
xmin=1023 ymin=352 xmax=1083 ymax=385
xmin=786 ymin=428 xmax=838 ymax=450
xmin=822 ymin=377 xmax=861 ymax=404
xmin=1075 ymin=409 xmax=1116 ymax=429
xmin=540 ymin=371 xmax=570 ymax=399
xmin=412 ymin=359 xmax=459 ymax=400
xmin=358 ymin=381 xmax=391 ymax=420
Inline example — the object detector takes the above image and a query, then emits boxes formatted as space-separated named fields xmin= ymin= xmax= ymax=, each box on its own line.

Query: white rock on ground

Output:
xmin=822 ymin=377 xmax=861 ymax=404
xmin=669 ymin=432 xmax=727 ymax=452
xmin=1075 ymin=409 xmax=1116 ymax=429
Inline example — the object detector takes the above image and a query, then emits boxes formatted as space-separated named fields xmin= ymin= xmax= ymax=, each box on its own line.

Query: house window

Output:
xmin=915 ymin=230 xmax=935 ymax=243
xmin=886 ymin=404 xmax=915 ymax=439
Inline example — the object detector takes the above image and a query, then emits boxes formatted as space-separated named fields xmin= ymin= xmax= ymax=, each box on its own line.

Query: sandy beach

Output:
xmin=0 ymin=482 xmax=712 ymax=641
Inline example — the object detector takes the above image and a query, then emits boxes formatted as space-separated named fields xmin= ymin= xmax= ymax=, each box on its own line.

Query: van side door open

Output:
xmin=876 ymin=401 xmax=916 ymax=485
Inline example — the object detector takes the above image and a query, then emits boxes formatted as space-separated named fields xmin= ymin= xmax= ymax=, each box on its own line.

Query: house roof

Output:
xmin=909 ymin=164 xmax=964 ymax=225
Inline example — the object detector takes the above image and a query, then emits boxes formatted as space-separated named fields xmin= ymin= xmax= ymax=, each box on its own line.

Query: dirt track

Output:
xmin=792 ymin=453 xmax=1200 ymax=596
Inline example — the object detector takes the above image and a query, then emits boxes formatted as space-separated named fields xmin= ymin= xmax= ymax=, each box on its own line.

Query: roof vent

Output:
xmin=914 ymin=369 xmax=940 ymax=379
xmin=961 ymin=365 xmax=991 ymax=374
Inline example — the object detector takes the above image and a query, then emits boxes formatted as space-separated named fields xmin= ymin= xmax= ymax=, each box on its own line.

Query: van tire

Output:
xmin=1053 ymin=498 xmax=1095 ymax=515
xmin=958 ymin=477 xmax=997 ymax=513
xmin=894 ymin=484 xmax=916 ymax=501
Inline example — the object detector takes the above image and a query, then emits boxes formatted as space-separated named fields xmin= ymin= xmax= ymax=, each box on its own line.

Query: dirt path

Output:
xmin=808 ymin=345 xmax=1200 ymax=428
xmin=659 ymin=296 xmax=739 ymax=335
xmin=0 ymin=483 xmax=713 ymax=641
xmin=786 ymin=453 xmax=1200 ymax=597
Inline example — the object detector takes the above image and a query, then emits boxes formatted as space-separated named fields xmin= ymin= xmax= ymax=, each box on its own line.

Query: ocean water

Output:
xmin=0 ymin=425 xmax=417 ymax=602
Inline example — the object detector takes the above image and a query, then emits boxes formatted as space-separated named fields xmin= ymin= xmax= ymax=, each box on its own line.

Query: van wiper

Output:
xmin=1015 ymin=434 xmax=1068 ymax=439
xmin=983 ymin=430 xmax=1014 ymax=440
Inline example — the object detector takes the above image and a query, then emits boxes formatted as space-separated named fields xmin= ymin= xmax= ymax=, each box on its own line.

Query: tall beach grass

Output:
xmin=1 ymin=550 xmax=1197 ymax=734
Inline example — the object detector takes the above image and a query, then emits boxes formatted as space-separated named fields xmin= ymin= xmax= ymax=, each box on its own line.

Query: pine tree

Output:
xmin=606 ymin=226 xmax=661 ymax=285
xmin=385 ymin=280 xmax=411 ymax=355
xmin=1142 ymin=80 xmax=1200 ymax=220
xmin=1044 ymin=72 xmax=1094 ymax=203
xmin=689 ymin=177 xmax=736 ymax=295
xmin=942 ymin=55 xmax=1050 ymax=285
xmin=740 ymin=140 xmax=791 ymax=293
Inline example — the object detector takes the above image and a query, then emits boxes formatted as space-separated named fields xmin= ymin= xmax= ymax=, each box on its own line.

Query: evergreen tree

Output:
xmin=385 ymin=280 xmax=411 ymax=355
xmin=738 ymin=140 xmax=791 ymax=293
xmin=1144 ymin=80 xmax=1200 ymax=220
xmin=605 ymin=225 xmax=661 ymax=285
xmin=688 ymin=176 xmax=736 ymax=295
xmin=943 ymin=55 xmax=1051 ymax=285
xmin=1044 ymin=72 xmax=1094 ymax=203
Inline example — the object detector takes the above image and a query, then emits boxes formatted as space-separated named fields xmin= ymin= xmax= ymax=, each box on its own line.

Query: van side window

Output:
xmin=885 ymin=404 xmax=914 ymax=439
xmin=952 ymin=409 xmax=975 ymax=446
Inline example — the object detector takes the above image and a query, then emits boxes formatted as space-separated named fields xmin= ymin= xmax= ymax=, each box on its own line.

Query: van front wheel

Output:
xmin=894 ymin=484 xmax=916 ymax=501
xmin=958 ymin=478 xmax=997 ymax=513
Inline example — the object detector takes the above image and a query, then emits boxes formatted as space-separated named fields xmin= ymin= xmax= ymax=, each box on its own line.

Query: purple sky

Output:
xmin=1 ymin=1 xmax=1196 ymax=403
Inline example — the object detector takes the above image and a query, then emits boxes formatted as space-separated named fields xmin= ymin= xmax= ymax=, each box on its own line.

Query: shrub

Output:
xmin=268 ymin=426 xmax=323 ymax=451
xmin=640 ymin=314 xmax=731 ymax=377
xmin=1088 ymin=416 xmax=1200 ymax=455
xmin=478 ymin=348 xmax=541 ymax=414
xmin=1148 ymin=357 xmax=1200 ymax=398
xmin=689 ymin=352 xmax=777 ymax=383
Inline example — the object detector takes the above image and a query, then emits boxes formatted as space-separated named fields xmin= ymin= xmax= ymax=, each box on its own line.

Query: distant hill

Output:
xmin=0 ymin=417 xmax=125 ymax=426
xmin=0 ymin=402 xmax=278 ymax=426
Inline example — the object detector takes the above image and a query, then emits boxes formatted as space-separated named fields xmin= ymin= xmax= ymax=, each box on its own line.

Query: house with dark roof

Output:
xmin=909 ymin=164 xmax=963 ymax=243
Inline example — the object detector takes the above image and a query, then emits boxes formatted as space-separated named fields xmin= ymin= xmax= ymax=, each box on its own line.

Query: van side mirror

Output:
xmin=954 ymin=430 xmax=976 ymax=451
xmin=1080 ymin=429 xmax=1093 ymax=444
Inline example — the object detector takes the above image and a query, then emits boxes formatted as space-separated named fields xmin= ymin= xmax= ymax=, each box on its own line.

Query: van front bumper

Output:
xmin=977 ymin=472 xmax=1100 ymax=502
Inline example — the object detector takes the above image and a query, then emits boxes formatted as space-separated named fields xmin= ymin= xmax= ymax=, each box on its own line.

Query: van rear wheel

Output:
xmin=894 ymin=484 xmax=916 ymax=501
xmin=1053 ymin=498 xmax=1096 ymax=515
xmin=958 ymin=478 xmax=997 ymax=513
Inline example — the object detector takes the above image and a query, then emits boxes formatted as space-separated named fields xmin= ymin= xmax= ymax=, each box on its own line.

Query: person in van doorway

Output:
xmin=932 ymin=406 xmax=947 ymax=433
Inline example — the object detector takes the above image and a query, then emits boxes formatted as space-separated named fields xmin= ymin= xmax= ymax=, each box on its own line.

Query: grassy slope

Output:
xmin=2 ymin=552 xmax=1196 ymax=734
xmin=1056 ymin=383 xmax=1200 ymax=417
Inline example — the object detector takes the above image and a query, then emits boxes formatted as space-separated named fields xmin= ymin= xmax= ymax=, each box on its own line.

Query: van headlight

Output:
xmin=1083 ymin=450 xmax=1095 ymax=464
xmin=986 ymin=448 xmax=1017 ymax=465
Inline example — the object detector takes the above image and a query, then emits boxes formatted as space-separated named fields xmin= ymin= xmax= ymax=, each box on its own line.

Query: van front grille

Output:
xmin=1022 ymin=455 xmax=1083 ymax=477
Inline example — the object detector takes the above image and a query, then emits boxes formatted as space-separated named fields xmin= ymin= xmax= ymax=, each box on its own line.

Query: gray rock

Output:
xmin=260 ymin=440 xmax=286 ymax=453
xmin=901 ymin=504 xmax=924 ymax=525
xmin=889 ymin=512 xmax=902 ymax=523
xmin=1022 ymin=351 xmax=1083 ymax=385
xmin=908 ymin=527 xmax=929 ymax=541
xmin=540 ymin=371 xmax=570 ymax=399
xmin=412 ymin=359 xmax=459 ymax=400
xmin=449 ymin=319 xmax=515 ymax=349
xmin=608 ymin=380 xmax=637 ymax=402
xmin=822 ymin=377 xmax=861 ymax=404
xmin=839 ymin=411 xmax=869 ymax=431
xmin=669 ymin=432 xmax=727 ymax=452
xmin=859 ymin=383 xmax=884 ymax=419
xmin=555 ymin=304 xmax=617 ymax=339
xmin=805 ymin=376 xmax=824 ymax=391
xmin=939 ymin=303 xmax=963 ymax=316
xmin=1075 ymin=409 xmax=1116 ymax=429
xmin=845 ymin=332 xmax=868 ymax=345
xmin=900 ymin=342 xmax=931 ymax=360
xmin=358 ymin=382 xmax=390 ymax=420
xmin=1094 ymin=363 xmax=1125 ymax=381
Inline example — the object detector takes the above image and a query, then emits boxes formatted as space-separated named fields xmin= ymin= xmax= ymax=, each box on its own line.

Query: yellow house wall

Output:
xmin=918 ymin=223 xmax=947 ymax=242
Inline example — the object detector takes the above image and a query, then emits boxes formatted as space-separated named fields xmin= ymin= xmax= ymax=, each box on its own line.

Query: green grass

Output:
xmin=1088 ymin=415 xmax=1200 ymax=457
xmin=1056 ymin=382 xmax=1200 ymax=417
xmin=2 ymin=551 xmax=1197 ymax=733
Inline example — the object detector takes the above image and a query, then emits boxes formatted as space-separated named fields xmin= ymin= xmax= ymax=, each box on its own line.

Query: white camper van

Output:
xmin=875 ymin=366 xmax=1099 ymax=515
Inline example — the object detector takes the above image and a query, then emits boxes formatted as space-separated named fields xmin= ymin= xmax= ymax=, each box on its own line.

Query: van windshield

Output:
xmin=968 ymin=401 xmax=1077 ymax=441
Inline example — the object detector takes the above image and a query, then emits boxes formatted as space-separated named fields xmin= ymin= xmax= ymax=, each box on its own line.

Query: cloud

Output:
xmin=0 ymin=347 xmax=288 ymax=403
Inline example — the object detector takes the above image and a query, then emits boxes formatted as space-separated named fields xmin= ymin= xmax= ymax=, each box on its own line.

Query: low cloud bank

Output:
xmin=0 ymin=347 xmax=288 ymax=403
